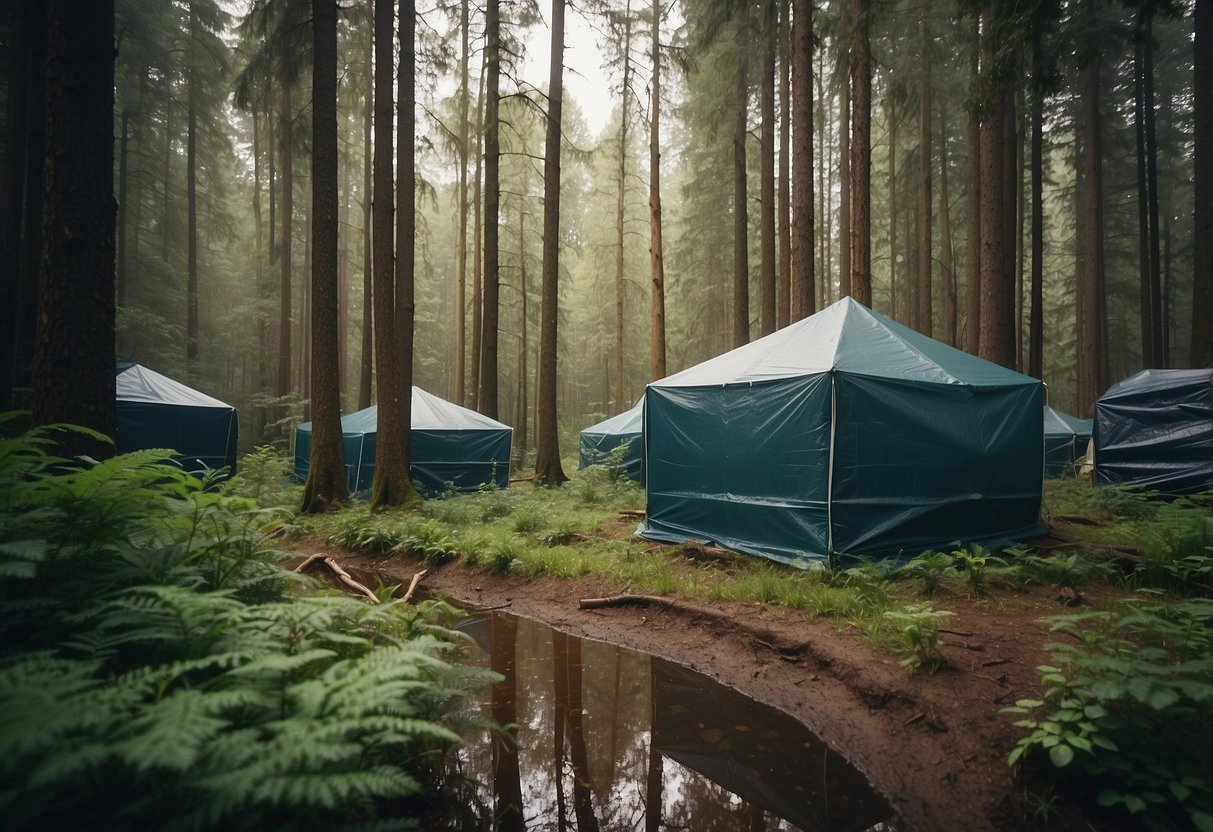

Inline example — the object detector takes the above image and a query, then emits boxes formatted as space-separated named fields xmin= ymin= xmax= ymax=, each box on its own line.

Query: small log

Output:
xmin=618 ymin=508 xmax=646 ymax=518
xmin=293 ymin=552 xmax=329 ymax=573
xmin=401 ymin=569 xmax=428 ymax=604
xmin=938 ymin=628 xmax=976 ymax=637
xmin=323 ymin=557 xmax=381 ymax=604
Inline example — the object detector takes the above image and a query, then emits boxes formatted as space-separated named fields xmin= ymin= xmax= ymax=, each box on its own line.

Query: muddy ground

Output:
xmin=305 ymin=532 xmax=1107 ymax=832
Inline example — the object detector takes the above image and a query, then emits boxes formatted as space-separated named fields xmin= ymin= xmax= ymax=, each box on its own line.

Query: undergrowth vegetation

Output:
xmin=0 ymin=418 xmax=497 ymax=830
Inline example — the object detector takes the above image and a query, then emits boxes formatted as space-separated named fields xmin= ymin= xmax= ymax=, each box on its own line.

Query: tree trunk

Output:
xmin=117 ymin=110 xmax=129 ymax=308
xmin=31 ymin=0 xmax=116 ymax=459
xmin=359 ymin=29 xmax=373 ymax=410
xmin=490 ymin=617 xmax=524 ymax=832
xmin=759 ymin=0 xmax=777 ymax=337
xmin=301 ymin=0 xmax=349 ymax=513
xmin=615 ymin=3 xmax=631 ymax=411
xmin=1078 ymin=56 xmax=1107 ymax=414
xmin=840 ymin=77 xmax=851 ymax=299
xmin=517 ymin=209 xmax=529 ymax=454
xmin=917 ymin=18 xmax=932 ymax=337
xmin=12 ymin=0 xmax=43 ymax=400
xmin=186 ymin=8 xmax=199 ymax=374
xmin=534 ymin=0 xmax=568 ymax=486
xmin=1028 ymin=44 xmax=1043 ymax=379
xmin=649 ymin=0 xmax=667 ymax=380
xmin=978 ymin=63 xmax=1011 ymax=367
xmin=1194 ymin=0 xmax=1212 ymax=367
xmin=479 ymin=0 xmax=501 ymax=418
xmin=455 ymin=0 xmax=470 ymax=404
xmin=1143 ymin=3 xmax=1163 ymax=366
xmin=338 ymin=115 xmax=351 ymax=394
xmin=369 ymin=0 xmax=410 ymax=508
xmin=278 ymin=80 xmax=293 ymax=402
xmin=0 ymin=0 xmax=29 ymax=409
xmin=253 ymin=110 xmax=268 ymax=438
xmin=1002 ymin=90 xmax=1018 ymax=369
xmin=394 ymin=0 xmax=420 ymax=503
xmin=472 ymin=65 xmax=485 ymax=406
xmin=777 ymin=0 xmax=791 ymax=328
xmin=964 ymin=26 xmax=980 ymax=354
xmin=733 ymin=60 xmax=750 ymax=348
xmin=888 ymin=98 xmax=897 ymax=319
xmin=939 ymin=105 xmax=957 ymax=346
xmin=848 ymin=0 xmax=871 ymax=305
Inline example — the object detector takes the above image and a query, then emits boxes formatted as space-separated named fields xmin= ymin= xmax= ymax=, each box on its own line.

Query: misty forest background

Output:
xmin=8 ymin=0 xmax=1210 ymax=471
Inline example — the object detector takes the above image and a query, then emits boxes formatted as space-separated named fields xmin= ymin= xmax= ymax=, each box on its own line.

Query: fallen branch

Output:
xmin=939 ymin=628 xmax=976 ymax=637
xmin=296 ymin=553 xmax=380 ymax=604
xmin=400 ymin=569 xmax=428 ymax=604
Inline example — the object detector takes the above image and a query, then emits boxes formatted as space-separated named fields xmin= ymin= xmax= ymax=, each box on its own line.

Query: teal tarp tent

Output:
xmin=641 ymin=298 xmax=1044 ymax=566
xmin=578 ymin=400 xmax=643 ymax=481
xmin=116 ymin=362 xmax=239 ymax=475
xmin=294 ymin=387 xmax=512 ymax=495
xmin=1094 ymin=369 xmax=1213 ymax=494
xmin=1043 ymin=406 xmax=1093 ymax=477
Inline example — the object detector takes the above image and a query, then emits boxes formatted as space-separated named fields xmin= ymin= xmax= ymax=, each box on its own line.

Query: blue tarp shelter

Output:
xmin=641 ymin=297 xmax=1044 ymax=566
xmin=294 ymin=387 xmax=512 ymax=495
xmin=1094 ymin=369 xmax=1213 ymax=494
xmin=1043 ymin=406 xmax=1093 ymax=477
xmin=115 ymin=362 xmax=239 ymax=475
xmin=578 ymin=400 xmax=643 ymax=481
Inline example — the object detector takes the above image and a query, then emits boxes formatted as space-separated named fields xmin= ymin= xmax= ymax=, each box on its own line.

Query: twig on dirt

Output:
xmin=939 ymin=628 xmax=976 ymax=637
xmin=981 ymin=658 xmax=1009 ymax=667
xmin=401 ymin=569 xmax=428 ymax=604
xmin=905 ymin=713 xmax=926 ymax=727
xmin=297 ymin=554 xmax=380 ymax=603
xmin=975 ymin=672 xmax=1008 ymax=686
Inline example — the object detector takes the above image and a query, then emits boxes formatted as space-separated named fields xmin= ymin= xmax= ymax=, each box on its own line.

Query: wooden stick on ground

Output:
xmin=296 ymin=553 xmax=380 ymax=604
xmin=401 ymin=569 xmax=428 ymax=604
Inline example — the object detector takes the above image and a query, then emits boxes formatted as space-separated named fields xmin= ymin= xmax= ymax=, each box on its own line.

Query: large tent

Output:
xmin=294 ymin=386 xmax=512 ymax=495
xmin=1094 ymin=368 xmax=1213 ymax=494
xmin=1043 ymin=406 xmax=1093 ymax=477
xmin=642 ymin=297 xmax=1044 ymax=566
xmin=578 ymin=400 xmax=643 ymax=481
xmin=115 ymin=362 xmax=239 ymax=475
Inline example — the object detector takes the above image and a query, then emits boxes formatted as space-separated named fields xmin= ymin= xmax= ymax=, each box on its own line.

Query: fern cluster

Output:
xmin=0 ymin=416 xmax=497 ymax=830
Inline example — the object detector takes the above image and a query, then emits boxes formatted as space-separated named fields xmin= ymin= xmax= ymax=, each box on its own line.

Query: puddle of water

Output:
xmin=439 ymin=612 xmax=898 ymax=832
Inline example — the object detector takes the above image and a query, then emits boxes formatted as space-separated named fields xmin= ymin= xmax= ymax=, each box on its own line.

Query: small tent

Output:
xmin=294 ymin=386 xmax=512 ymax=495
xmin=115 ymin=362 xmax=239 ymax=475
xmin=1043 ymin=406 xmax=1093 ymax=477
xmin=578 ymin=400 xmax=643 ymax=481
xmin=642 ymin=297 xmax=1044 ymax=566
xmin=1094 ymin=368 xmax=1213 ymax=494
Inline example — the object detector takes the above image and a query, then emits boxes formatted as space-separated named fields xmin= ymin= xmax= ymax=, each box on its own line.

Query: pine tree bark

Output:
xmin=1078 ymin=56 xmax=1107 ymax=414
xmin=455 ymin=0 xmax=470 ymax=404
xmin=777 ymin=0 xmax=791 ymax=328
xmin=888 ymin=99 xmax=897 ymax=319
xmin=917 ymin=18 xmax=932 ymax=337
xmin=848 ymin=0 xmax=871 ymax=305
xmin=0 ymin=0 xmax=29 ymax=409
xmin=978 ymin=71 xmax=1012 ymax=366
xmin=479 ymin=0 xmax=501 ymax=418
xmin=939 ymin=106 xmax=957 ymax=346
xmin=1194 ymin=0 xmax=1213 ymax=367
xmin=278 ymin=80 xmax=293 ymax=402
xmin=615 ymin=4 xmax=632 ymax=411
xmin=186 ymin=8 xmax=200 ymax=373
xmin=759 ymin=0 xmax=777 ymax=337
xmin=359 ymin=32 xmax=373 ymax=410
xmin=648 ymin=0 xmax=667 ymax=380
xmin=534 ymin=0 xmax=568 ymax=486
xmin=791 ymin=0 xmax=814 ymax=317
xmin=301 ymin=0 xmax=348 ymax=513
xmin=1028 ymin=47 xmax=1044 ymax=379
xmin=14 ymin=0 xmax=46 ymax=398
xmin=472 ymin=65 xmax=485 ymax=406
xmin=840 ymin=79 xmax=851 ymax=299
xmin=369 ymin=0 xmax=410 ymax=508
xmin=31 ymin=0 xmax=116 ymax=459
xmin=964 ymin=27 xmax=980 ymax=354
xmin=117 ymin=110 xmax=129 ymax=308
xmin=393 ymin=0 xmax=420 ymax=503
xmin=733 ymin=61 xmax=750 ymax=348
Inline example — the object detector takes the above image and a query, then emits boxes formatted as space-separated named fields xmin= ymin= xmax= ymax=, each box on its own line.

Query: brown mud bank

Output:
xmin=317 ymin=543 xmax=1069 ymax=831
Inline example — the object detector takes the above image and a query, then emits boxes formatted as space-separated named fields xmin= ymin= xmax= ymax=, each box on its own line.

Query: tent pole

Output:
xmin=827 ymin=372 xmax=837 ymax=564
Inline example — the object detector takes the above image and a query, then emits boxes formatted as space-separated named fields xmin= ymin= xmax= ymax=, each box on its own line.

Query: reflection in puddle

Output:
xmin=445 ymin=613 xmax=898 ymax=831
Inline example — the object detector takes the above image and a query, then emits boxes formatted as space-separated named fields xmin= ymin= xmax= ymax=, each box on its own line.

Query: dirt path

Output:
xmin=315 ymin=543 xmax=1068 ymax=831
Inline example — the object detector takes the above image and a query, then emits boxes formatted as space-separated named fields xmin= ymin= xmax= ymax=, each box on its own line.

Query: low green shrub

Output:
xmin=1004 ymin=599 xmax=1213 ymax=832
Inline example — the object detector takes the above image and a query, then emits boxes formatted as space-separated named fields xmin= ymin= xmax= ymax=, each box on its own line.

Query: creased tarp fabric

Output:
xmin=578 ymin=399 xmax=644 ymax=481
xmin=115 ymin=363 xmax=239 ymax=475
xmin=642 ymin=297 xmax=1044 ymax=565
xmin=1094 ymin=368 xmax=1213 ymax=494
xmin=1043 ymin=406 xmax=1093 ymax=477
xmin=295 ymin=386 xmax=512 ymax=495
